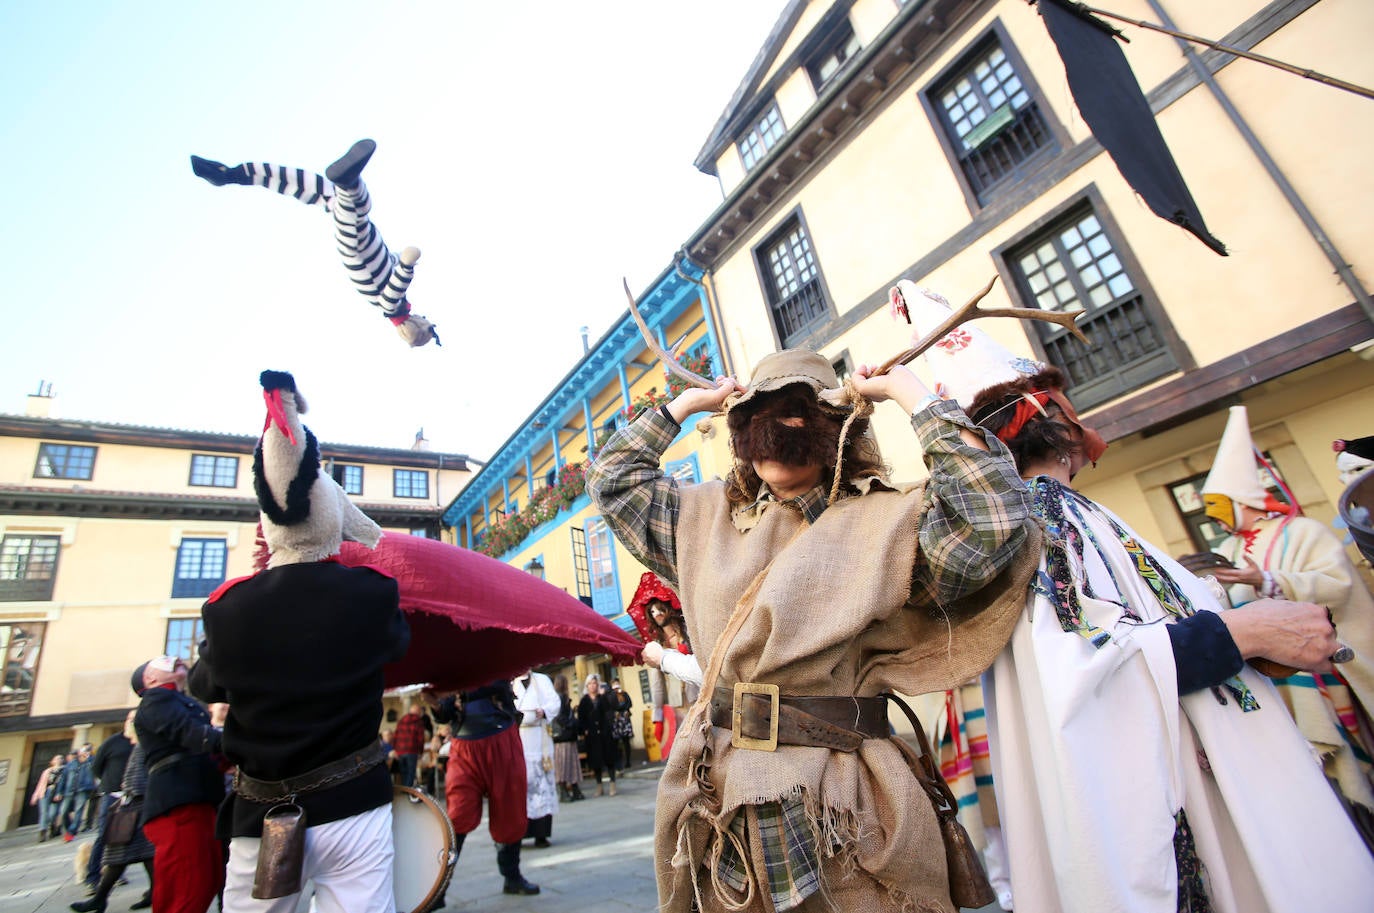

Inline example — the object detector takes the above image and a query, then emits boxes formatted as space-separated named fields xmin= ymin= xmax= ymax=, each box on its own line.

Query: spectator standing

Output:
xmin=83 ymin=720 xmax=134 ymax=892
xmin=70 ymin=712 xmax=153 ymax=913
xmin=58 ymin=745 xmax=95 ymax=842
xmin=392 ymin=701 xmax=429 ymax=789
xmin=133 ymin=655 xmax=225 ymax=913
xmin=513 ymin=670 xmax=561 ymax=848
xmin=609 ymin=680 xmax=634 ymax=770
xmin=551 ymin=676 xmax=583 ymax=802
xmin=576 ymin=674 xmax=617 ymax=796
xmin=29 ymin=753 xmax=65 ymax=842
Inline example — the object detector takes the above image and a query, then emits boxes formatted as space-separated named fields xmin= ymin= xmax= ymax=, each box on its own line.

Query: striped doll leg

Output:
xmin=329 ymin=180 xmax=401 ymax=315
xmin=190 ymin=156 xmax=334 ymax=212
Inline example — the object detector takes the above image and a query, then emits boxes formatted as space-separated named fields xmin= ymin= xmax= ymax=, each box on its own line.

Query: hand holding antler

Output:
xmin=624 ymin=278 xmax=717 ymax=391
xmin=665 ymin=375 xmax=743 ymax=424
xmin=874 ymin=276 xmax=1088 ymax=376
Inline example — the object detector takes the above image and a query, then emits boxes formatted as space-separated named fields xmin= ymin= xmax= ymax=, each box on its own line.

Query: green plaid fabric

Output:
xmin=718 ymin=795 xmax=822 ymax=911
xmin=586 ymin=399 xmax=1029 ymax=604
xmin=586 ymin=399 xmax=1030 ymax=910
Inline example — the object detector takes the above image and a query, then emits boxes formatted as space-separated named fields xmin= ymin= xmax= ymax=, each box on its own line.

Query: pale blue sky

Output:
xmin=0 ymin=1 xmax=784 ymax=460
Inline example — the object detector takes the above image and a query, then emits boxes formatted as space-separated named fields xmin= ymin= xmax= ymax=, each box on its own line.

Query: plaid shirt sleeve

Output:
xmin=912 ymin=399 xmax=1033 ymax=607
xmin=585 ymin=407 xmax=683 ymax=587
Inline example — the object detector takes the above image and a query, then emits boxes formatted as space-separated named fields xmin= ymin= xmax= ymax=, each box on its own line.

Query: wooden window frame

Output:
xmin=171 ymin=537 xmax=227 ymax=599
xmin=0 ymin=535 xmax=60 ymax=602
xmin=188 ymin=454 xmax=239 ymax=488
xmin=752 ymin=207 xmax=837 ymax=349
xmin=992 ymin=185 xmax=1192 ymax=411
xmin=919 ymin=19 xmax=1067 ymax=212
xmin=34 ymin=443 xmax=96 ymax=481
xmin=394 ymin=469 xmax=430 ymax=500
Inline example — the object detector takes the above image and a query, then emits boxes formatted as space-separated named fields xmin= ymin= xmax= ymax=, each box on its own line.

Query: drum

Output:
xmin=1340 ymin=466 xmax=1374 ymax=565
xmin=391 ymin=786 xmax=456 ymax=913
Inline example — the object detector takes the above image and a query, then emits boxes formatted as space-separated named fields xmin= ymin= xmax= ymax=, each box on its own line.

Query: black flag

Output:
xmin=1038 ymin=0 xmax=1226 ymax=255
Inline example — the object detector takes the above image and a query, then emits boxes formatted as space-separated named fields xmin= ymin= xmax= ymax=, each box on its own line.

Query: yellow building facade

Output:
xmin=685 ymin=0 xmax=1372 ymax=568
xmin=441 ymin=0 xmax=1372 ymax=754
xmin=0 ymin=392 xmax=471 ymax=830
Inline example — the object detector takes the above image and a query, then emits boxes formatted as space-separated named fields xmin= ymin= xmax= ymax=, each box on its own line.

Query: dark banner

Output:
xmin=1038 ymin=0 xmax=1226 ymax=255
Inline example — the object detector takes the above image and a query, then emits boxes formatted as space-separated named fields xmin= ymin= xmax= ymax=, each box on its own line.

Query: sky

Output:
xmin=0 ymin=1 xmax=787 ymax=462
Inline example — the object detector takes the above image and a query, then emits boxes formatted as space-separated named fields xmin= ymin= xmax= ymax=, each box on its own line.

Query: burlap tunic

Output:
xmin=588 ymin=404 xmax=1039 ymax=912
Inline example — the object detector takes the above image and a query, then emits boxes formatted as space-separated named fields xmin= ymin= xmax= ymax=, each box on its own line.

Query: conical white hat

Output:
xmin=896 ymin=280 xmax=1044 ymax=409
xmin=1201 ymin=405 xmax=1269 ymax=509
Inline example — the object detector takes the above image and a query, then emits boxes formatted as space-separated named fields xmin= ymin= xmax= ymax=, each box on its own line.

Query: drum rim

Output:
xmin=392 ymin=785 xmax=456 ymax=913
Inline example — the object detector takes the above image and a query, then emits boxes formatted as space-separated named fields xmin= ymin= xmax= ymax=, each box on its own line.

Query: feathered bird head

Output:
xmin=255 ymin=370 xmax=381 ymax=567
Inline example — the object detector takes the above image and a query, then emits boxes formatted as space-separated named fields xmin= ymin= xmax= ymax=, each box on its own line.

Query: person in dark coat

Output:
xmin=82 ymin=719 xmax=134 ymax=892
xmin=71 ymin=712 xmax=153 ymax=913
xmin=187 ymin=370 xmax=410 ymax=913
xmin=57 ymin=744 xmax=96 ymax=841
xmin=577 ymin=674 xmax=617 ymax=796
xmin=609 ymin=678 xmax=635 ymax=770
xmin=132 ymin=656 xmax=225 ymax=913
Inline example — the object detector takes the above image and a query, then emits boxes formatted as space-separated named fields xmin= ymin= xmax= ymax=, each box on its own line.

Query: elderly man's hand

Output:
xmin=667 ymin=376 xmax=743 ymax=424
xmin=1220 ymin=599 xmax=1340 ymax=674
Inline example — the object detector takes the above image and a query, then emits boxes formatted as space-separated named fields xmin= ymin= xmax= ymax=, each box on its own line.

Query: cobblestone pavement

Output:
xmin=0 ymin=765 xmax=997 ymax=912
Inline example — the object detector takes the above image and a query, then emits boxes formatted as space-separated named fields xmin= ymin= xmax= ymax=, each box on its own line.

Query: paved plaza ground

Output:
xmin=0 ymin=763 xmax=996 ymax=912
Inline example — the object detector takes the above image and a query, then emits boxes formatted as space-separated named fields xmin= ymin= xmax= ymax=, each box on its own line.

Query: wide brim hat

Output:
xmin=1201 ymin=405 xmax=1271 ymax=518
xmin=626 ymin=571 xmax=682 ymax=644
xmin=728 ymin=349 xmax=848 ymax=414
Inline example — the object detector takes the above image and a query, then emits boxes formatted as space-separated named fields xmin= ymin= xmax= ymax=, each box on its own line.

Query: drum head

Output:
xmin=392 ymin=786 xmax=455 ymax=913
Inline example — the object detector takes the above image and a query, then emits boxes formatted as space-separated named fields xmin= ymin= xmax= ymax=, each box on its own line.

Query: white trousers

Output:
xmin=225 ymin=803 xmax=395 ymax=913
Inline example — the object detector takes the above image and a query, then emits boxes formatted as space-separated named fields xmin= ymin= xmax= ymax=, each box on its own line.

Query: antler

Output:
xmin=873 ymin=275 xmax=1088 ymax=376
xmin=623 ymin=278 xmax=716 ymax=390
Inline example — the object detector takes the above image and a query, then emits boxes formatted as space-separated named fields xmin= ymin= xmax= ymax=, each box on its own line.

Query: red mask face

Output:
xmin=1046 ymin=389 xmax=1107 ymax=465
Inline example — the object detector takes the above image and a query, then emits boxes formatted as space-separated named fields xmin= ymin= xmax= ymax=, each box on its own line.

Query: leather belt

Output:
xmin=709 ymin=684 xmax=889 ymax=752
xmin=233 ymin=740 xmax=388 ymax=804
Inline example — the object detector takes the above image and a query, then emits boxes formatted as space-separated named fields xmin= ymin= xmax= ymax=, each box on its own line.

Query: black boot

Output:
xmin=497 ymin=841 xmax=540 ymax=895
xmin=325 ymin=139 xmax=376 ymax=190
xmin=571 ymin=783 xmax=585 ymax=801
xmin=190 ymin=155 xmax=251 ymax=187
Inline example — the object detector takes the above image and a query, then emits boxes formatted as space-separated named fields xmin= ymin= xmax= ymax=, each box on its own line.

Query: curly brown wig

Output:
xmin=724 ymin=383 xmax=884 ymax=506
xmin=645 ymin=598 xmax=691 ymax=652
xmin=966 ymin=367 xmax=1080 ymax=472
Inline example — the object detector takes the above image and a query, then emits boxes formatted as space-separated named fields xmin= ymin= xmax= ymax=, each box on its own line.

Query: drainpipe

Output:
xmin=1146 ymin=0 xmax=1373 ymax=324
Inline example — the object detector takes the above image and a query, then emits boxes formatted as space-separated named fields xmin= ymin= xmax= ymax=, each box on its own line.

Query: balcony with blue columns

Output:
xmin=442 ymin=258 xmax=720 ymax=554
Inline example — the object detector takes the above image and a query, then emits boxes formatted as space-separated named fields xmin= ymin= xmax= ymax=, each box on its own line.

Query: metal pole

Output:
xmin=1145 ymin=0 xmax=1373 ymax=324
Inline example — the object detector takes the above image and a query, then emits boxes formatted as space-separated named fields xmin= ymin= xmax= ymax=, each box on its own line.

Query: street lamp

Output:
xmin=524 ymin=557 xmax=545 ymax=580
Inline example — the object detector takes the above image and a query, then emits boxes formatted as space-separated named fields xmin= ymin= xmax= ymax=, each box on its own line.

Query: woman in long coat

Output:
xmin=576 ymin=674 xmax=617 ymax=796
xmin=513 ymin=671 xmax=561 ymax=847
xmin=71 ymin=714 xmax=153 ymax=912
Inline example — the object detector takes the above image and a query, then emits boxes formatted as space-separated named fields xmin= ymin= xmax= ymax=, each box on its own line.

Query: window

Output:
xmin=0 ymin=535 xmax=60 ymax=602
xmin=806 ymin=21 xmax=861 ymax=92
xmin=665 ymin=456 xmax=700 ymax=485
xmin=165 ymin=618 xmax=204 ymax=665
xmin=585 ymin=517 xmax=620 ymax=616
xmin=1 ymin=622 xmax=45 ymax=717
xmin=333 ymin=463 xmax=363 ymax=495
xmin=34 ymin=444 xmax=95 ymax=480
xmin=1005 ymin=204 xmax=1179 ymax=409
xmin=831 ymin=351 xmax=853 ymax=386
xmin=737 ymin=103 xmax=785 ymax=171
xmin=172 ymin=538 xmax=227 ymax=599
xmin=758 ymin=216 xmax=829 ymax=346
xmin=189 ymin=454 xmax=238 ymax=488
xmin=394 ymin=470 xmax=429 ymax=499
xmin=409 ymin=528 xmax=434 ymax=539
xmin=929 ymin=35 xmax=1055 ymax=202
xmin=1168 ymin=458 xmax=1286 ymax=552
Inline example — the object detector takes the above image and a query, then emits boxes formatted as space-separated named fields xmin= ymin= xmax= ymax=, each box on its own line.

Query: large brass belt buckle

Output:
xmin=732 ymin=682 xmax=780 ymax=751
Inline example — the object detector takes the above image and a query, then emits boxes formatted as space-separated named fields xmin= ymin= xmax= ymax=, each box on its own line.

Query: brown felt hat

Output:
xmin=728 ymin=349 xmax=849 ymax=414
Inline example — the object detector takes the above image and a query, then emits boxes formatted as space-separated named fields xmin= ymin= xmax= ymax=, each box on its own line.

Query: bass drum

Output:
xmin=392 ymin=786 xmax=456 ymax=913
xmin=1340 ymin=466 xmax=1374 ymax=565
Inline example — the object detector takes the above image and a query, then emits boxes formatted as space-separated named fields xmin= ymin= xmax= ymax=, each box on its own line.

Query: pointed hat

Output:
xmin=895 ymin=280 xmax=1045 ymax=409
xmin=255 ymin=370 xmax=381 ymax=568
xmin=1201 ymin=405 xmax=1271 ymax=516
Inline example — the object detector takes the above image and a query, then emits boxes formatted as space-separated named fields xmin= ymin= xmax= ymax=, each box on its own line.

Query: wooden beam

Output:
xmin=1088 ymin=304 xmax=1373 ymax=442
